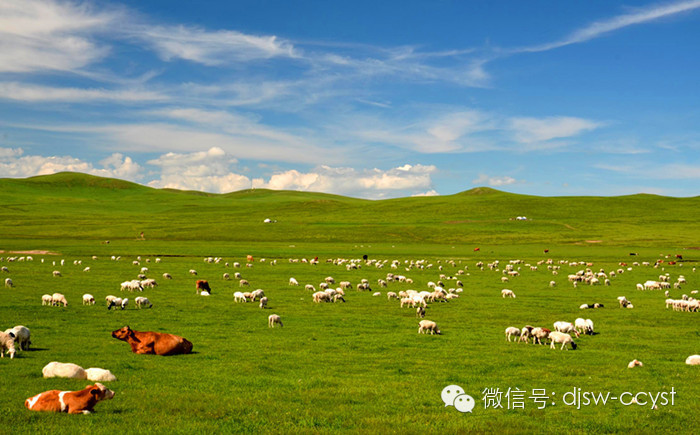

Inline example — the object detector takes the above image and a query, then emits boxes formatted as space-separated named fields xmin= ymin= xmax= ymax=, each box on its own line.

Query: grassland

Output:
xmin=0 ymin=173 xmax=698 ymax=434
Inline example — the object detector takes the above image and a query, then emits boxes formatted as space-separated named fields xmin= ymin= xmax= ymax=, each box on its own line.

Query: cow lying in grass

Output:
xmin=25 ymin=383 xmax=114 ymax=414
xmin=111 ymin=326 xmax=193 ymax=356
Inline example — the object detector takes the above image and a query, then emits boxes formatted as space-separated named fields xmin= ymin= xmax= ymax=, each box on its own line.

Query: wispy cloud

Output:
xmin=0 ymin=82 xmax=167 ymax=103
xmin=515 ymin=0 xmax=700 ymax=53
xmin=509 ymin=116 xmax=601 ymax=144
xmin=133 ymin=25 xmax=297 ymax=65
xmin=0 ymin=0 xmax=117 ymax=73
xmin=472 ymin=174 xmax=520 ymax=187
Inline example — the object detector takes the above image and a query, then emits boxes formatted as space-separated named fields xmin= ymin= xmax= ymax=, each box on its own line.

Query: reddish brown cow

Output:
xmin=25 ymin=383 xmax=115 ymax=414
xmin=111 ymin=326 xmax=193 ymax=356
xmin=195 ymin=280 xmax=211 ymax=294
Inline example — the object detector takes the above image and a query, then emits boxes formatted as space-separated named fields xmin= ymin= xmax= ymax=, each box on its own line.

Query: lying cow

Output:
xmin=195 ymin=280 xmax=211 ymax=295
xmin=111 ymin=326 xmax=193 ymax=356
xmin=25 ymin=383 xmax=114 ymax=414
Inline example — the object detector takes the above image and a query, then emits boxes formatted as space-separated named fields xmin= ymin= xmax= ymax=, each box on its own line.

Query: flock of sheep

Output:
xmin=1 ymin=252 xmax=698 ymax=368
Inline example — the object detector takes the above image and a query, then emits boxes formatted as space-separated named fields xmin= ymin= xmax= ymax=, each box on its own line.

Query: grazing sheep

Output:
xmin=4 ymin=325 xmax=31 ymax=351
xmin=0 ymin=331 xmax=17 ymax=359
xmin=233 ymin=292 xmax=247 ymax=303
xmin=416 ymin=306 xmax=425 ymax=318
xmin=628 ymin=359 xmax=643 ymax=368
xmin=553 ymin=321 xmax=580 ymax=337
xmin=387 ymin=292 xmax=398 ymax=300
xmin=259 ymin=297 xmax=268 ymax=309
xmin=501 ymin=289 xmax=516 ymax=298
xmin=42 ymin=362 xmax=86 ymax=379
xmin=584 ymin=319 xmax=594 ymax=335
xmin=163 ymin=273 xmax=173 ymax=280
xmin=82 ymin=294 xmax=95 ymax=305
xmin=531 ymin=327 xmax=551 ymax=345
xmin=548 ymin=331 xmax=577 ymax=350
xmin=520 ymin=325 xmax=535 ymax=343
xmin=505 ymin=327 xmax=521 ymax=342
xmin=223 ymin=273 xmax=230 ymax=280
xmin=333 ymin=294 xmax=346 ymax=303
xmin=189 ymin=269 xmax=197 ymax=275
xmin=239 ymin=279 xmax=250 ymax=287
xmin=418 ymin=320 xmax=441 ymax=335
xmin=135 ymin=297 xmax=152 ymax=309
xmin=41 ymin=294 xmax=53 ymax=306
xmin=549 ymin=281 xmax=556 ymax=287
xmin=85 ymin=368 xmax=117 ymax=382
xmin=141 ymin=279 xmax=157 ymax=288
xmin=107 ymin=297 xmax=122 ymax=310
xmin=289 ymin=277 xmax=299 ymax=286
xmin=4 ymin=278 xmax=13 ymax=288
xmin=313 ymin=292 xmax=330 ymax=303
xmin=268 ymin=314 xmax=283 ymax=328
xmin=51 ymin=293 xmax=67 ymax=307
xmin=52 ymin=271 xmax=61 ymax=277
xmin=685 ymin=355 xmax=700 ymax=365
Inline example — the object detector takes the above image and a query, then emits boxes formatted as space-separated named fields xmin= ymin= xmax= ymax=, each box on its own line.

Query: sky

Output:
xmin=0 ymin=0 xmax=699 ymax=199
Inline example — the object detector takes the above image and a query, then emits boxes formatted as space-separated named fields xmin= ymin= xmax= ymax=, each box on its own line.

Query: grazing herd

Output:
xmin=1 ymin=250 xmax=698 ymax=417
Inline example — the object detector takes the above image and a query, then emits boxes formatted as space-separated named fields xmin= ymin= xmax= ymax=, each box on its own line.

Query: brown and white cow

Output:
xmin=195 ymin=280 xmax=211 ymax=295
xmin=25 ymin=383 xmax=114 ymax=414
xmin=111 ymin=326 xmax=193 ymax=356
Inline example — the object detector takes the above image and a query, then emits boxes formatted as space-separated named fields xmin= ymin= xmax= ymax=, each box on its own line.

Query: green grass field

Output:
xmin=0 ymin=173 xmax=698 ymax=434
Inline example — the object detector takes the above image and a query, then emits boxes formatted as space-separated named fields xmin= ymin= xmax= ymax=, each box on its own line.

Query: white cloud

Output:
xmin=472 ymin=174 xmax=519 ymax=187
xmin=509 ymin=116 xmax=600 ymax=144
xmin=254 ymin=164 xmax=437 ymax=198
xmin=0 ymin=0 xmax=116 ymax=73
xmin=135 ymin=25 xmax=297 ymax=65
xmin=517 ymin=0 xmax=700 ymax=53
xmin=0 ymin=82 xmax=166 ymax=103
xmin=412 ymin=189 xmax=439 ymax=197
xmin=0 ymin=148 xmax=144 ymax=180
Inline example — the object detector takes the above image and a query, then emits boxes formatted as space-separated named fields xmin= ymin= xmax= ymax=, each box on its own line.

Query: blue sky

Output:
xmin=1 ymin=0 xmax=699 ymax=198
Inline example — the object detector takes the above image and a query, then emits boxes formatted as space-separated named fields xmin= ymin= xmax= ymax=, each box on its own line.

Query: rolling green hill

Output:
xmin=0 ymin=172 xmax=698 ymax=252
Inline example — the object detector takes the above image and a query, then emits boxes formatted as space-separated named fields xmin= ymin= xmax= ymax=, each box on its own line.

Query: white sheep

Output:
xmin=627 ymin=359 xmax=643 ymax=368
xmin=372 ymin=292 xmax=381 ymax=297
xmin=51 ymin=293 xmax=67 ymax=307
xmin=505 ymin=326 xmax=521 ymax=342
xmin=584 ymin=319 xmax=594 ymax=335
xmin=41 ymin=294 xmax=53 ymax=305
xmin=82 ymin=294 xmax=95 ymax=305
xmin=259 ymin=297 xmax=268 ymax=309
xmin=233 ymin=292 xmax=247 ymax=303
xmin=52 ymin=270 xmax=62 ymax=277
xmin=686 ymin=355 xmax=700 ymax=365
xmin=107 ymin=297 xmax=122 ymax=310
xmin=135 ymin=296 xmax=152 ymax=308
xmin=223 ymin=273 xmax=230 ymax=280
xmin=239 ymin=279 xmax=250 ymax=287
xmin=163 ymin=273 xmax=173 ymax=280
xmin=4 ymin=325 xmax=30 ymax=351
xmin=313 ymin=292 xmax=330 ymax=303
xmin=501 ymin=289 xmax=516 ymax=298
xmin=4 ymin=278 xmax=12 ymax=288
xmin=289 ymin=277 xmax=299 ymax=286
xmin=531 ymin=327 xmax=551 ymax=345
xmin=387 ymin=292 xmax=398 ymax=300
xmin=268 ymin=314 xmax=283 ymax=328
xmin=416 ymin=306 xmax=425 ymax=318
xmin=42 ymin=362 xmax=86 ymax=379
xmin=418 ymin=320 xmax=441 ymax=335
xmin=189 ymin=269 xmax=197 ymax=275
xmin=553 ymin=321 xmax=580 ymax=337
xmin=0 ymin=331 xmax=16 ymax=359
xmin=548 ymin=331 xmax=577 ymax=350
xmin=85 ymin=367 xmax=117 ymax=382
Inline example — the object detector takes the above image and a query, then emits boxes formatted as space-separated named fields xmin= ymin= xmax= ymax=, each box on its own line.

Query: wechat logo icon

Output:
xmin=442 ymin=385 xmax=476 ymax=413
